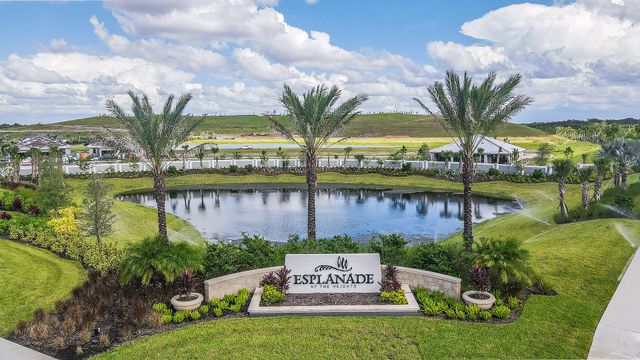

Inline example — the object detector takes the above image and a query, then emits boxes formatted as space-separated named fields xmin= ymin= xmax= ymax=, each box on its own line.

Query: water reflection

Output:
xmin=119 ymin=187 xmax=518 ymax=244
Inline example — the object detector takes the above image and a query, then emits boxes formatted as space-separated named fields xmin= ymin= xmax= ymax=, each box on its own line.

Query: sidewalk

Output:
xmin=589 ymin=248 xmax=640 ymax=358
xmin=0 ymin=337 xmax=55 ymax=360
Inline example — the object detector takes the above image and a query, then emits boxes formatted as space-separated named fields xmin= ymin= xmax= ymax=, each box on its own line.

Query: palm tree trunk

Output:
xmin=306 ymin=153 xmax=317 ymax=241
xmin=621 ymin=172 xmax=628 ymax=192
xmin=154 ymin=173 xmax=168 ymax=241
xmin=559 ymin=181 xmax=568 ymax=217
xmin=594 ymin=173 xmax=603 ymax=201
xmin=461 ymin=156 xmax=474 ymax=251
xmin=12 ymin=161 xmax=19 ymax=183
xmin=581 ymin=180 xmax=590 ymax=209
xmin=614 ymin=173 xmax=620 ymax=187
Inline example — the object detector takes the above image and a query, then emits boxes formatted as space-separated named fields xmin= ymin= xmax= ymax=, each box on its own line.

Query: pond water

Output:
xmin=118 ymin=185 xmax=519 ymax=244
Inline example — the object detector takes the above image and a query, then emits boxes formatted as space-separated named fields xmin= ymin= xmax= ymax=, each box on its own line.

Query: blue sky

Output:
xmin=0 ymin=0 xmax=637 ymax=124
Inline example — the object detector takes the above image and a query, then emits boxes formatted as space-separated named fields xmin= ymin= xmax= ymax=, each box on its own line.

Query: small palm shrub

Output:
xmin=492 ymin=305 xmax=511 ymax=319
xmin=472 ymin=238 xmax=533 ymax=296
xmin=119 ymin=235 xmax=203 ymax=285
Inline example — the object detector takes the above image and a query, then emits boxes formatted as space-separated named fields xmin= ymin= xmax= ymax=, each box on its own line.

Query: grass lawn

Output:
xmin=0 ymin=239 xmax=86 ymax=336
xmin=83 ymin=172 xmax=640 ymax=359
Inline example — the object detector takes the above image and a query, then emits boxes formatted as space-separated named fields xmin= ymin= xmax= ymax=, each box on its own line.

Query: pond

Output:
xmin=118 ymin=185 xmax=519 ymax=244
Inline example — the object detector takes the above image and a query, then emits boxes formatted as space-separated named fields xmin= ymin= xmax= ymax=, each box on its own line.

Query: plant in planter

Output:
xmin=462 ymin=264 xmax=496 ymax=310
xmin=171 ymin=268 xmax=204 ymax=311
xmin=379 ymin=265 xmax=407 ymax=304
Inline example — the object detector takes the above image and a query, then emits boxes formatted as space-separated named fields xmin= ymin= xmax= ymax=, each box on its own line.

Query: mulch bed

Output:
xmin=266 ymin=292 xmax=390 ymax=307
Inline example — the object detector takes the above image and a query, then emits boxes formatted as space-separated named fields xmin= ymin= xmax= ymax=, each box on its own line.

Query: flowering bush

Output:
xmin=0 ymin=207 xmax=124 ymax=271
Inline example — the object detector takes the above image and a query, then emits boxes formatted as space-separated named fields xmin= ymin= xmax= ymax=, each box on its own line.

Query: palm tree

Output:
xmin=195 ymin=145 xmax=207 ymax=167
xmin=106 ymin=91 xmax=202 ymax=241
xmin=599 ymin=138 xmax=640 ymax=191
xmin=6 ymin=145 xmax=21 ymax=183
xmin=593 ymin=156 xmax=611 ymax=201
xmin=577 ymin=166 xmax=594 ymax=209
xmin=28 ymin=147 xmax=42 ymax=181
xmin=354 ymin=154 xmax=366 ymax=167
xmin=181 ymin=144 xmax=190 ymax=169
xmin=267 ymin=85 xmax=367 ymax=240
xmin=414 ymin=71 xmax=532 ymax=250
xmin=552 ymin=158 xmax=576 ymax=217
xmin=343 ymin=146 xmax=352 ymax=167
xmin=210 ymin=145 xmax=219 ymax=167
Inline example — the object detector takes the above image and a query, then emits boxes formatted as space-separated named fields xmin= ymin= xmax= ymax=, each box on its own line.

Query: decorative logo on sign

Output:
xmin=314 ymin=256 xmax=352 ymax=272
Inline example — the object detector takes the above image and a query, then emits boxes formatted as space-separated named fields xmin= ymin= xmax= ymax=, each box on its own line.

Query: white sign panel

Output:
xmin=285 ymin=253 xmax=382 ymax=293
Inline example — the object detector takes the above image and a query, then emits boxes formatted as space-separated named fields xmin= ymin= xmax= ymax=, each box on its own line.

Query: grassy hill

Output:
xmin=54 ymin=113 xmax=547 ymax=137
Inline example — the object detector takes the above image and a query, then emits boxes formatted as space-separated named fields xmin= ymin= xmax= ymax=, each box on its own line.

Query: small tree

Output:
xmin=563 ymin=146 xmax=574 ymax=159
xmin=210 ymin=145 xmax=220 ymax=167
xmin=577 ymin=166 xmax=594 ymax=209
xmin=28 ymin=147 xmax=42 ymax=181
xmin=552 ymin=159 xmax=576 ymax=217
xmin=260 ymin=150 xmax=269 ymax=168
xmin=354 ymin=154 xmax=365 ymax=167
xmin=77 ymin=156 xmax=91 ymax=173
xmin=37 ymin=157 xmax=70 ymax=213
xmin=7 ymin=145 xmax=21 ymax=183
xmin=535 ymin=143 xmax=554 ymax=165
xmin=417 ymin=143 xmax=430 ymax=161
xmin=81 ymin=174 xmax=116 ymax=251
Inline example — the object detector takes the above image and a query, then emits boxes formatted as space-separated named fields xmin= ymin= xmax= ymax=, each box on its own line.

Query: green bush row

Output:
xmin=414 ymin=288 xmax=518 ymax=321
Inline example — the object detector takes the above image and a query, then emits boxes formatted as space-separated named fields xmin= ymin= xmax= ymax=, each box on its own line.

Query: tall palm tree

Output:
xmin=343 ymin=146 xmax=352 ymax=167
xmin=414 ymin=71 xmax=532 ymax=251
xmin=210 ymin=145 xmax=219 ymax=167
xmin=106 ymin=91 xmax=202 ymax=241
xmin=267 ymin=84 xmax=367 ymax=240
xmin=181 ymin=144 xmax=190 ymax=169
xmin=195 ymin=145 xmax=207 ymax=167
xmin=599 ymin=138 xmax=640 ymax=191
xmin=49 ymin=145 xmax=64 ymax=166
xmin=552 ymin=159 xmax=576 ymax=217
xmin=593 ymin=156 xmax=611 ymax=201
xmin=577 ymin=166 xmax=594 ymax=210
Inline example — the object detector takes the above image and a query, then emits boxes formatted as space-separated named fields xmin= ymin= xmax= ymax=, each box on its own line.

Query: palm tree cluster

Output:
xmin=598 ymin=138 xmax=640 ymax=191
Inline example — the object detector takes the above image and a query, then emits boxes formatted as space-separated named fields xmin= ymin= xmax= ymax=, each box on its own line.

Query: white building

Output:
xmin=430 ymin=136 xmax=524 ymax=164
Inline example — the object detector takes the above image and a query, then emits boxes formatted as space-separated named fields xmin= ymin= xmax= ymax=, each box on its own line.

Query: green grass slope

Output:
xmin=55 ymin=114 xmax=546 ymax=137
xmin=0 ymin=239 xmax=86 ymax=336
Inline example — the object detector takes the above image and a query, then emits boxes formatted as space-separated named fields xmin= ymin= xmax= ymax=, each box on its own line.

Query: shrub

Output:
xmin=455 ymin=309 xmax=466 ymax=320
xmin=12 ymin=197 xmax=23 ymax=211
xmin=487 ymin=168 xmax=500 ymax=177
xmin=203 ymin=235 xmax=276 ymax=278
xmin=275 ymin=266 xmax=291 ymax=293
xmin=369 ymin=234 xmax=407 ymax=265
xmin=0 ymin=212 xmax=12 ymax=220
xmin=166 ymin=166 xmax=178 ymax=175
xmin=401 ymin=163 xmax=412 ymax=172
xmin=492 ymin=305 xmax=510 ymax=319
xmin=161 ymin=314 xmax=173 ymax=324
xmin=244 ymin=164 xmax=254 ymax=172
xmin=406 ymin=242 xmax=458 ymax=276
xmin=444 ymin=309 xmax=456 ymax=319
xmin=262 ymin=284 xmax=285 ymax=305
xmin=230 ymin=303 xmax=242 ymax=313
xmin=172 ymin=311 xmax=187 ymax=323
xmin=189 ymin=310 xmax=201 ymax=320
xmin=466 ymin=304 xmax=481 ymax=320
xmin=613 ymin=193 xmax=634 ymax=210
xmin=199 ymin=305 xmax=210 ymax=315
xmin=228 ymin=165 xmax=238 ymax=173
xmin=470 ymin=264 xmax=491 ymax=293
xmin=532 ymin=169 xmax=545 ymax=179
xmin=213 ymin=307 xmax=223 ymax=317
xmin=420 ymin=298 xmax=443 ymax=316
xmin=479 ymin=310 xmax=492 ymax=320
xmin=507 ymin=296 xmax=520 ymax=309
xmin=119 ymin=235 xmax=203 ymax=285
xmin=152 ymin=303 xmax=167 ymax=313
xmin=380 ymin=289 xmax=407 ymax=304
xmin=27 ymin=204 xmax=40 ymax=215
xmin=223 ymin=294 xmax=237 ymax=304
xmin=98 ymin=334 xmax=110 ymax=346
xmin=379 ymin=265 xmax=402 ymax=292
xmin=260 ymin=271 xmax=278 ymax=288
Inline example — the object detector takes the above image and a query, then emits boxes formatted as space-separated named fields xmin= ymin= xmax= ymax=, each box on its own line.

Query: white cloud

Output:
xmin=427 ymin=41 xmax=511 ymax=72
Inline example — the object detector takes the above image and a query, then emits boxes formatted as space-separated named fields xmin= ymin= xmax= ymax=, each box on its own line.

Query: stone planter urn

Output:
xmin=171 ymin=292 xmax=203 ymax=311
xmin=462 ymin=291 xmax=496 ymax=310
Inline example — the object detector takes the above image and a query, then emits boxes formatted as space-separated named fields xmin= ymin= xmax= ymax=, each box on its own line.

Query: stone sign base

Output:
xmin=248 ymin=284 xmax=420 ymax=317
